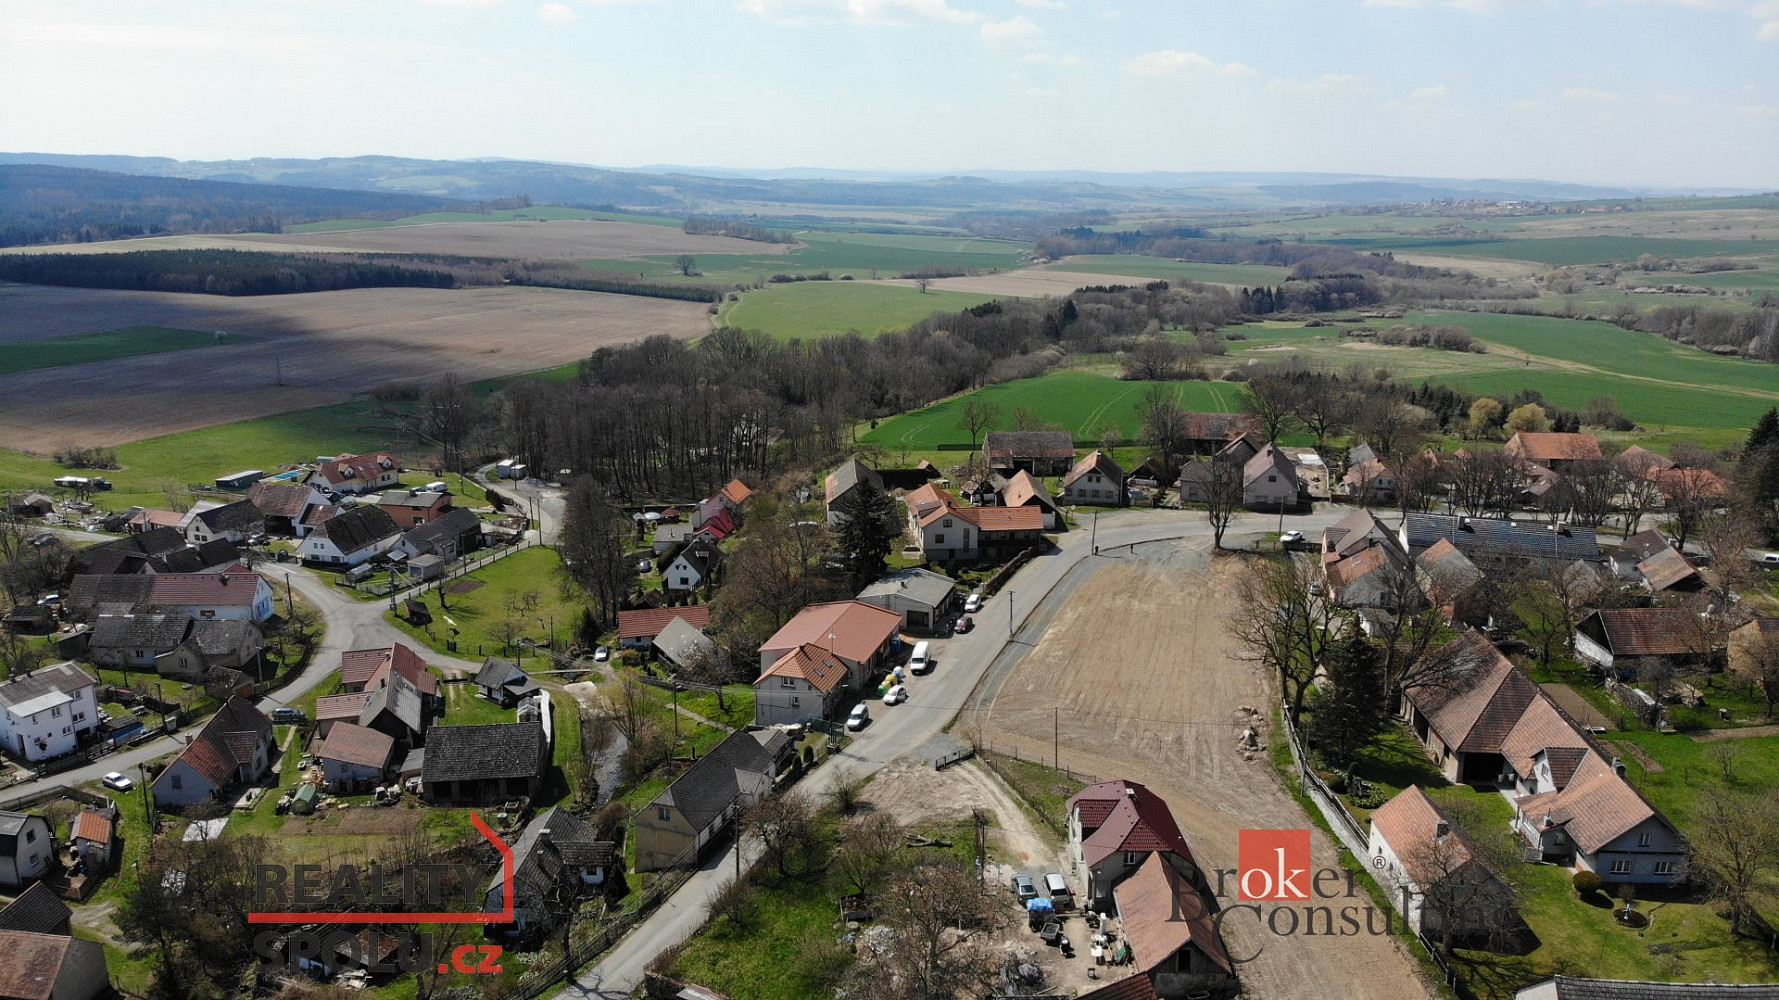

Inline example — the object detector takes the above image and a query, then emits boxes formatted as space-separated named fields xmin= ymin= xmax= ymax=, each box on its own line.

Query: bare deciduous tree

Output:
xmin=1229 ymin=555 xmax=1337 ymax=724
xmin=958 ymin=399 xmax=999 ymax=458
xmin=1691 ymin=793 xmax=1779 ymax=937
xmin=1204 ymin=456 xmax=1245 ymax=550
xmin=867 ymin=857 xmax=1003 ymax=1000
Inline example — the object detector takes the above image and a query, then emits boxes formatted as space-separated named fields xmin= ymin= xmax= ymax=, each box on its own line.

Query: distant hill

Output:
xmin=0 ymin=164 xmax=469 ymax=247
xmin=3 ymin=153 xmax=1733 ymax=219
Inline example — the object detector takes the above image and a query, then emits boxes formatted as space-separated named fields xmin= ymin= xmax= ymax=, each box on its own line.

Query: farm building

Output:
xmin=1574 ymin=609 xmax=1712 ymax=674
xmin=983 ymin=430 xmax=1075 ymax=476
xmin=1504 ymin=432 xmax=1603 ymax=470
xmin=422 ymin=722 xmax=549 ymax=805
xmin=1368 ymin=786 xmax=1517 ymax=939
xmin=214 ymin=470 xmax=265 ymax=490
xmin=825 ymin=458 xmax=884 ymax=526
xmin=854 ymin=567 xmax=957 ymax=631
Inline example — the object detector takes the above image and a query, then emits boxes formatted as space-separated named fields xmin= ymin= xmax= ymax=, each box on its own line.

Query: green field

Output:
xmin=1325 ymin=234 xmax=1779 ymax=266
xmin=0 ymin=326 xmax=247 ymax=374
xmin=385 ymin=546 xmax=579 ymax=660
xmin=860 ymin=369 xmax=1250 ymax=452
xmin=286 ymin=206 xmax=681 ymax=233
xmin=1661 ymin=266 xmax=1779 ymax=292
xmin=1043 ymin=255 xmax=1292 ymax=285
xmin=722 ymin=281 xmax=999 ymax=340
xmin=581 ymin=230 xmax=1032 ymax=285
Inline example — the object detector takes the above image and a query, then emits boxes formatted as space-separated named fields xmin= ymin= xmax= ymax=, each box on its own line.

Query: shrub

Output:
xmin=1573 ymin=871 xmax=1604 ymax=896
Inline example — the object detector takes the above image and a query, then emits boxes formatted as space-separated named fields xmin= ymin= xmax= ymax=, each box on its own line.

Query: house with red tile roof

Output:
xmin=1367 ymin=786 xmax=1517 ymax=939
xmin=1003 ymin=469 xmax=1067 ymax=528
xmin=1065 ymin=779 xmax=1200 ymax=909
xmin=909 ymin=485 xmax=1044 ymax=562
xmin=0 ymin=930 xmax=108 ymax=1000
xmin=1505 ymin=432 xmax=1603 ymax=470
xmin=309 ymin=452 xmax=402 ymax=495
xmin=757 ymin=600 xmax=901 ymax=694
xmin=69 ymin=807 xmax=116 ymax=871
xmin=617 ymin=605 xmax=713 ymax=650
xmin=692 ymin=479 xmax=753 ymax=531
xmin=753 ymin=644 xmax=852 ymax=726
xmin=317 ymin=723 xmax=398 ymax=790
xmin=1107 ymin=853 xmax=1236 ymax=1000
xmin=1574 ymin=608 xmax=1712 ymax=674
xmin=338 ymin=642 xmax=437 ymax=699
xmin=151 ymin=697 xmax=274 ymax=809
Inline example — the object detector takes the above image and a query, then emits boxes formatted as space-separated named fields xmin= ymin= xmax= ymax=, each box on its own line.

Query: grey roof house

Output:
xmin=633 ymin=728 xmax=789 ymax=871
xmin=422 ymin=721 xmax=549 ymax=805
xmin=854 ymin=567 xmax=957 ymax=631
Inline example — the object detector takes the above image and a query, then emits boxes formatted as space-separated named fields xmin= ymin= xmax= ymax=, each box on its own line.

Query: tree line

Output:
xmin=0 ymin=249 xmax=457 ymax=295
xmin=0 ymin=163 xmax=464 ymax=247
xmin=683 ymin=215 xmax=796 ymax=243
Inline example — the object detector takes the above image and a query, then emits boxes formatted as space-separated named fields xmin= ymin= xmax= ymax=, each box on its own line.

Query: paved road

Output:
xmin=552 ymin=503 xmax=1355 ymax=999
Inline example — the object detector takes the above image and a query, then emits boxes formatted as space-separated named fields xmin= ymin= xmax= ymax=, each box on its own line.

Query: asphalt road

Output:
xmin=552 ymin=503 xmax=1354 ymax=999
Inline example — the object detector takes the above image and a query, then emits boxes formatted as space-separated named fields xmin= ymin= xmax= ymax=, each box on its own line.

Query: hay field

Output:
xmin=0 ymin=219 xmax=793 ymax=260
xmin=0 ymin=283 xmax=707 ymax=451
xmin=868 ymin=267 xmax=1155 ymax=297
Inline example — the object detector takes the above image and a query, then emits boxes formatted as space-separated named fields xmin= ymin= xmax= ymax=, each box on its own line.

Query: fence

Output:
xmin=977 ymin=743 xmax=1096 ymax=839
xmin=350 ymin=535 xmax=535 ymax=599
xmin=1275 ymin=702 xmax=1370 ymax=858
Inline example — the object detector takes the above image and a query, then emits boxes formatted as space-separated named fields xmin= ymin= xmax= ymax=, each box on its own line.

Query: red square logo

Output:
xmin=1238 ymin=829 xmax=1312 ymax=901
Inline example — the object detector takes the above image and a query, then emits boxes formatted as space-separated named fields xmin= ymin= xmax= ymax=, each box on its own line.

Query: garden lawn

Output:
xmin=1607 ymin=729 xmax=1779 ymax=829
xmin=675 ymin=687 xmax=756 ymax=730
xmin=0 ymin=326 xmax=248 ymax=374
xmin=662 ymin=872 xmax=840 ymax=1000
xmin=722 ymin=281 xmax=997 ymax=340
xmin=384 ymin=546 xmax=581 ymax=660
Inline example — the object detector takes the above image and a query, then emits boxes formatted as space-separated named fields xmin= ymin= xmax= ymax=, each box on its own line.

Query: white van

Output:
xmin=908 ymin=641 xmax=933 ymax=675
xmin=424 ymin=481 xmax=449 ymax=493
xmin=1044 ymin=872 xmax=1074 ymax=908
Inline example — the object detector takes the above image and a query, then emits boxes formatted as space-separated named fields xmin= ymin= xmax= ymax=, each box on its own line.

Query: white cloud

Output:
xmin=736 ymin=0 xmax=984 ymax=26
xmin=1015 ymin=0 xmax=1066 ymax=7
xmin=1386 ymin=82 xmax=1450 ymax=112
xmin=1511 ymin=98 xmax=1541 ymax=111
xmin=1022 ymin=51 xmax=1084 ymax=67
xmin=981 ymin=15 xmax=1042 ymax=41
xmin=1735 ymin=102 xmax=1779 ymax=116
xmin=1124 ymin=49 xmax=1255 ymax=78
xmin=1561 ymin=86 xmax=1620 ymax=102
xmin=1265 ymin=73 xmax=1371 ymax=95
xmin=1025 ymin=86 xmax=1062 ymax=97
xmin=538 ymin=2 xmax=576 ymax=22
xmin=1760 ymin=18 xmax=1779 ymax=38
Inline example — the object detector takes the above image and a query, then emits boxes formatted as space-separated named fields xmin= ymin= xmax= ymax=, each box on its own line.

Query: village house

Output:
xmin=1400 ymin=512 xmax=1601 ymax=567
xmin=151 ymin=697 xmax=274 ymax=809
xmin=6 ymin=493 xmax=55 ymax=519
xmin=1399 ymin=632 xmax=1688 ymax=885
xmin=0 ymin=881 xmax=72 ymax=935
xmin=1414 ymin=539 xmax=1490 ymax=626
xmin=664 ymin=538 xmax=722 ymax=594
xmin=422 ymin=721 xmax=549 ymax=805
xmin=1369 ymin=786 xmax=1518 ymax=940
xmin=1652 ymin=466 xmax=1732 ymax=506
xmin=68 ymin=807 xmax=116 ymax=872
xmin=907 ymin=484 xmax=1045 ymax=563
xmin=692 ymin=479 xmax=752 ymax=531
xmin=309 ymin=452 xmax=402 ymax=495
xmin=1505 ymin=432 xmax=1604 ymax=471
xmin=1179 ymin=412 xmax=1263 ymax=455
xmin=854 ymin=567 xmax=957 ymax=631
xmin=181 ymin=499 xmax=263 ymax=546
xmin=150 ymin=620 xmax=264 ymax=683
xmin=125 ymin=508 xmax=184 ymax=533
xmin=1608 ymin=530 xmax=1701 ymax=592
xmin=752 ymin=643 xmax=851 ymax=727
xmin=983 ymin=430 xmax=1076 ymax=476
xmin=1060 ymin=451 xmax=1126 ymax=508
xmin=1097 ymin=853 xmax=1237 ymax=1000
xmin=248 ymin=481 xmax=329 ymax=537
xmin=296 ymin=504 xmax=402 ymax=567
xmin=0 ymin=812 xmax=55 ymax=889
xmin=376 ymin=488 xmax=453 ymax=528
xmin=1574 ymin=609 xmax=1712 ymax=676
xmin=484 ymin=806 xmax=621 ymax=947
xmin=1342 ymin=456 xmax=1401 ymax=505
xmin=652 ymin=617 xmax=726 ymax=677
xmin=389 ymin=506 xmax=482 ymax=561
xmin=0 ymin=930 xmax=109 ymax=1000
xmin=633 ymin=728 xmax=788 ymax=872
xmin=357 ymin=672 xmax=434 ymax=748
xmin=1321 ymin=509 xmax=1422 ymax=610
xmin=757 ymin=600 xmax=902 ymax=693
xmin=824 ymin=458 xmax=884 ymax=526
xmin=1001 ymin=470 xmax=1067 ymax=529
xmin=317 ymin=723 xmax=398 ymax=791
xmin=339 ymin=641 xmax=440 ymax=701
xmin=1242 ymin=443 xmax=1305 ymax=511
xmin=86 ymin=614 xmax=191 ymax=669
xmin=652 ymin=523 xmax=692 ymax=554
xmin=67 ymin=566 xmax=275 ymax=624
xmin=473 ymin=657 xmax=539 ymax=707
xmin=0 ymin=663 xmax=100 ymax=763
xmin=1065 ymin=779 xmax=1202 ymax=910
xmin=617 ymin=606 xmax=713 ymax=651
xmin=69 ymin=529 xmax=241 ymax=577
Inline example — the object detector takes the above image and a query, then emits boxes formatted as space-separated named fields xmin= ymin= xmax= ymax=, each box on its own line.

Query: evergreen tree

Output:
xmin=1747 ymin=407 xmax=1779 ymax=453
xmin=835 ymin=478 xmax=899 ymax=591
xmin=1307 ymin=631 xmax=1387 ymax=768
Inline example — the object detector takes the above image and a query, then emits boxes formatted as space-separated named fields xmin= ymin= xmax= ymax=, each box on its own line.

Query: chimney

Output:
xmin=1611 ymin=757 xmax=1626 ymax=777
xmin=1434 ymin=820 xmax=1450 ymax=842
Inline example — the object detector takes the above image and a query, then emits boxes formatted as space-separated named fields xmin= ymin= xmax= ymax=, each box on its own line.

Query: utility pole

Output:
xmin=1008 ymin=590 xmax=1015 ymax=638
xmin=1054 ymin=707 xmax=1060 ymax=772
xmin=1091 ymin=511 xmax=1098 ymax=555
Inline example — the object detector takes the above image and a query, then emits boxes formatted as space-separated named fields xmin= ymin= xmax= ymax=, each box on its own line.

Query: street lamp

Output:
xmin=1007 ymin=590 xmax=1016 ymax=638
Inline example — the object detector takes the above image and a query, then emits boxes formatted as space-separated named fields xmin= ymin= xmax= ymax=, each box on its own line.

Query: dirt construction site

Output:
xmin=963 ymin=539 xmax=1434 ymax=1000
xmin=0 ymin=282 xmax=709 ymax=451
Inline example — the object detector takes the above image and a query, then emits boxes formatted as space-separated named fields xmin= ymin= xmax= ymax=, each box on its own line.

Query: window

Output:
xmin=935 ymin=533 xmax=945 ymax=544
xmin=24 ymin=829 xmax=34 ymax=843
xmin=1654 ymin=861 xmax=1677 ymax=875
xmin=942 ymin=518 xmax=953 ymax=528
xmin=791 ymin=696 xmax=800 ymax=708
xmin=1124 ymin=852 xmax=1142 ymax=867
xmin=658 ymin=807 xmax=671 ymax=822
xmin=171 ymin=774 xmax=183 ymax=790
xmin=51 ymin=706 xmax=61 ymax=718
xmin=1638 ymin=831 xmax=1652 ymax=847
xmin=781 ymin=677 xmax=796 ymax=688
xmin=72 ymin=711 xmax=85 ymax=723
xmin=1609 ymin=860 xmax=1632 ymax=874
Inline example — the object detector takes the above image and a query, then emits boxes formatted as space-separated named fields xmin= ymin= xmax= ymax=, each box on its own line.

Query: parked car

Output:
xmin=1279 ymin=530 xmax=1305 ymax=548
xmin=1043 ymin=871 xmax=1074 ymax=909
xmin=955 ymin=615 xmax=974 ymax=634
xmin=270 ymin=708 xmax=308 ymax=725
xmin=964 ymin=592 xmax=984 ymax=613
xmin=846 ymin=704 xmax=870 ymax=731
xmin=594 ymin=645 xmax=611 ymax=662
xmin=1010 ymin=873 xmax=1038 ymax=902
xmin=101 ymin=771 xmax=133 ymax=792
xmin=36 ymin=594 xmax=60 ymax=606
xmin=883 ymin=684 xmax=908 ymax=705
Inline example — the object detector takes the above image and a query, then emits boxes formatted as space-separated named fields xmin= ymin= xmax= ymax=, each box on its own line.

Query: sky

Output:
xmin=2 ymin=0 xmax=1776 ymax=190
